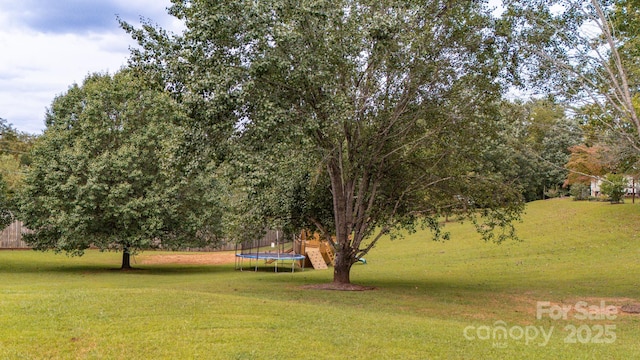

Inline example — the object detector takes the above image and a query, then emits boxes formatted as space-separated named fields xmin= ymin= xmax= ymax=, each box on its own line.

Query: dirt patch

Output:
xmin=135 ymin=252 xmax=236 ymax=265
xmin=300 ymin=283 xmax=376 ymax=291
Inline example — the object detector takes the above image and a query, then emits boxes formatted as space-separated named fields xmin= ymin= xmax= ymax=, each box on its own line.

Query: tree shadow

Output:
xmin=0 ymin=262 xmax=239 ymax=275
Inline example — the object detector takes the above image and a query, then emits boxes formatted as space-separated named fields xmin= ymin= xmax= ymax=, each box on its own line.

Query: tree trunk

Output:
xmin=333 ymin=248 xmax=353 ymax=284
xmin=121 ymin=246 xmax=132 ymax=270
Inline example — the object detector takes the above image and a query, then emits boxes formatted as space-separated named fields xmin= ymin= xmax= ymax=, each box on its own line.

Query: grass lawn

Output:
xmin=1 ymin=198 xmax=640 ymax=359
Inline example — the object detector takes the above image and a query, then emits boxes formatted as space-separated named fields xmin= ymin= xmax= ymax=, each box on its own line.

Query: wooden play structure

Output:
xmin=298 ymin=230 xmax=335 ymax=270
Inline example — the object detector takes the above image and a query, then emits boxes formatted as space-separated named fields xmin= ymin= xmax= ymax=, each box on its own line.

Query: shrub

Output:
xmin=544 ymin=186 xmax=568 ymax=199
xmin=600 ymin=174 xmax=627 ymax=203
xmin=570 ymin=183 xmax=591 ymax=201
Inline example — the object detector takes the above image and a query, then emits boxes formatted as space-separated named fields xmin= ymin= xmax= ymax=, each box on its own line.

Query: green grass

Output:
xmin=1 ymin=198 xmax=640 ymax=359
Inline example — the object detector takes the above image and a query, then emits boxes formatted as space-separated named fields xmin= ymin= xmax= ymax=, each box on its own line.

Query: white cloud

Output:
xmin=0 ymin=30 xmax=134 ymax=133
xmin=0 ymin=0 xmax=181 ymax=134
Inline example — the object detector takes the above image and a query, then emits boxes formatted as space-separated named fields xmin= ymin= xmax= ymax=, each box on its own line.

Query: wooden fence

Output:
xmin=0 ymin=222 xmax=282 ymax=252
xmin=0 ymin=221 xmax=30 ymax=249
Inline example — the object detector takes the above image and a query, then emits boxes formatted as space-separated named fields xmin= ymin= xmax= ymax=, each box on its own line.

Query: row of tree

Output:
xmin=11 ymin=0 xmax=639 ymax=285
xmin=0 ymin=118 xmax=35 ymax=229
xmin=509 ymin=0 xmax=640 ymax=196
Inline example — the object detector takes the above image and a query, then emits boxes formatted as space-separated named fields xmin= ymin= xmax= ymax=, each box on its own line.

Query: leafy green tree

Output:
xmin=570 ymin=183 xmax=591 ymax=200
xmin=504 ymin=0 xmax=640 ymax=156
xmin=19 ymin=71 xmax=224 ymax=269
xmin=600 ymin=173 xmax=628 ymax=203
xmin=0 ymin=175 xmax=14 ymax=229
xmin=498 ymin=100 xmax=582 ymax=201
xmin=0 ymin=118 xmax=36 ymax=165
xmin=124 ymin=0 xmax=524 ymax=285
xmin=610 ymin=0 xmax=640 ymax=95
xmin=0 ymin=118 xmax=35 ymax=223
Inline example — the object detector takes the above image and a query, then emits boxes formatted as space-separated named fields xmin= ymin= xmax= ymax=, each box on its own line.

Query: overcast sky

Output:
xmin=0 ymin=0 xmax=183 ymax=134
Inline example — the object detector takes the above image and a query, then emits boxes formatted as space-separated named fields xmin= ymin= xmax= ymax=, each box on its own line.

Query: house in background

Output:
xmin=590 ymin=176 xmax=638 ymax=197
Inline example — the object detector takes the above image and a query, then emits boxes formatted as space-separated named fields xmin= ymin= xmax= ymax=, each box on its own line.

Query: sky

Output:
xmin=0 ymin=0 xmax=184 ymax=134
xmin=1 ymin=1 xmax=505 ymax=135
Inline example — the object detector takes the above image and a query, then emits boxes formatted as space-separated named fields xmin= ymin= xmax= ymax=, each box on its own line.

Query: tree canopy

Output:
xmin=124 ymin=0 xmax=524 ymax=284
xmin=600 ymin=173 xmax=628 ymax=203
xmin=504 ymin=0 xmax=640 ymax=162
xmin=564 ymin=144 xmax=612 ymax=185
xmin=19 ymin=71 xmax=224 ymax=268
xmin=499 ymin=99 xmax=582 ymax=201
xmin=0 ymin=118 xmax=35 ymax=227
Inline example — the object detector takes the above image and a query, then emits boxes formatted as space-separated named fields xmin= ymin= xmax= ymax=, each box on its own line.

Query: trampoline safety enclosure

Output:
xmin=235 ymin=230 xmax=306 ymax=273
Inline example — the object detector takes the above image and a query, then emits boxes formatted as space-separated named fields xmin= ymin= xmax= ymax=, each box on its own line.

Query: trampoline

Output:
xmin=235 ymin=230 xmax=306 ymax=273
xmin=235 ymin=253 xmax=306 ymax=273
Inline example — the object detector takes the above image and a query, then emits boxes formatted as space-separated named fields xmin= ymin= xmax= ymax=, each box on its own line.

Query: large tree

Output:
xmin=498 ymin=100 xmax=582 ymax=201
xmin=564 ymin=144 xmax=613 ymax=185
xmin=19 ymin=71 xmax=224 ymax=269
xmin=504 ymin=0 xmax=640 ymax=155
xmin=125 ymin=0 xmax=523 ymax=285
xmin=0 ymin=118 xmax=35 ymax=227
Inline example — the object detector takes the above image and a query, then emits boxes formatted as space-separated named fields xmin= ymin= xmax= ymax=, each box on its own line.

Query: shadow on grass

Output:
xmin=0 ymin=249 xmax=243 ymax=275
xmin=0 ymin=262 xmax=239 ymax=276
xmin=230 ymin=266 xmax=497 ymax=294
xmin=138 ymin=264 xmax=238 ymax=275
xmin=234 ymin=266 xmax=307 ymax=274
xmin=247 ymin=269 xmax=611 ymax=299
